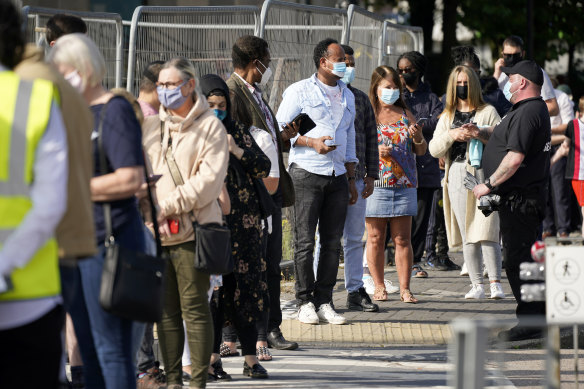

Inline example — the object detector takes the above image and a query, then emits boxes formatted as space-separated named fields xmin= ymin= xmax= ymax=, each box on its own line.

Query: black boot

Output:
xmin=347 ymin=287 xmax=379 ymax=312
xmin=267 ymin=328 xmax=298 ymax=350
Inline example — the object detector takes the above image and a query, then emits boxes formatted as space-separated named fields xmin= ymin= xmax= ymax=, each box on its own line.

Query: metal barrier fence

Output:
xmin=21 ymin=6 xmax=124 ymax=90
xmin=258 ymin=0 xmax=347 ymax=111
xmin=345 ymin=5 xmax=385 ymax=94
xmin=126 ymin=6 xmax=260 ymax=94
xmin=384 ymin=21 xmax=423 ymax=69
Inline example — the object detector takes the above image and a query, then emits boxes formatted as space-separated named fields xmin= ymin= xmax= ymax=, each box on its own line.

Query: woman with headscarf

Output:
xmin=200 ymin=74 xmax=271 ymax=380
xmin=428 ymin=65 xmax=504 ymax=300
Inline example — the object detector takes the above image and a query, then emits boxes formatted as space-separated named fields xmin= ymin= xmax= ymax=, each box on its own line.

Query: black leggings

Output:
xmin=214 ymin=289 xmax=259 ymax=356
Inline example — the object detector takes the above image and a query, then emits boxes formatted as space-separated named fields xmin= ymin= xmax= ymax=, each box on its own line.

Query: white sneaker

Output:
xmin=460 ymin=262 xmax=468 ymax=276
xmin=316 ymin=303 xmax=347 ymax=325
xmin=297 ymin=302 xmax=319 ymax=324
xmin=465 ymin=284 xmax=486 ymax=299
xmin=489 ymin=282 xmax=505 ymax=299
xmin=363 ymin=276 xmax=399 ymax=295
xmin=385 ymin=280 xmax=400 ymax=294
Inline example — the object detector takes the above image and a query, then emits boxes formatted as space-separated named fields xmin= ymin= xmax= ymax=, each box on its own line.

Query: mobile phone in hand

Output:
xmin=324 ymin=139 xmax=339 ymax=147
xmin=416 ymin=117 xmax=428 ymax=127
xmin=148 ymin=174 xmax=162 ymax=183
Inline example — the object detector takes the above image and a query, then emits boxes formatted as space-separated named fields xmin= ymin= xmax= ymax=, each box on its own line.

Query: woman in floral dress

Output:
xmin=200 ymin=74 xmax=271 ymax=379
xmin=365 ymin=66 xmax=427 ymax=303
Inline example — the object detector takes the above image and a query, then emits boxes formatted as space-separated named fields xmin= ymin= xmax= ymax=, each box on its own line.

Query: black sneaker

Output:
xmin=243 ymin=362 xmax=268 ymax=379
xmin=424 ymin=259 xmax=448 ymax=271
xmin=347 ymin=287 xmax=379 ymax=312
xmin=498 ymin=325 xmax=543 ymax=342
xmin=439 ymin=257 xmax=462 ymax=271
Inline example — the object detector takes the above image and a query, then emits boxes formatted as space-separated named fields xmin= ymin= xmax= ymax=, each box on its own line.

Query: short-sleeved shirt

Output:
xmin=91 ymin=96 xmax=144 ymax=243
xmin=564 ymin=118 xmax=584 ymax=180
xmin=482 ymin=96 xmax=551 ymax=196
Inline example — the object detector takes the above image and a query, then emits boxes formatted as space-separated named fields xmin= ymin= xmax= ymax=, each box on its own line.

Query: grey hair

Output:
xmin=162 ymin=57 xmax=201 ymax=96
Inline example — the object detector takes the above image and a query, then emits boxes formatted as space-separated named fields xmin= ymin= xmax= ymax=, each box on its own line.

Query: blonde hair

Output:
xmin=442 ymin=65 xmax=485 ymax=121
xmin=368 ymin=65 xmax=407 ymax=117
xmin=47 ymin=33 xmax=105 ymax=91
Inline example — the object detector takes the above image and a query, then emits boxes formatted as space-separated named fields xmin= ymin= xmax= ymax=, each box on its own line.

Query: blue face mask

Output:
xmin=326 ymin=58 xmax=347 ymax=77
xmin=341 ymin=67 xmax=355 ymax=85
xmin=379 ymin=88 xmax=400 ymax=105
xmin=213 ymin=109 xmax=227 ymax=121
xmin=503 ymin=79 xmax=519 ymax=102
xmin=157 ymin=80 xmax=189 ymax=110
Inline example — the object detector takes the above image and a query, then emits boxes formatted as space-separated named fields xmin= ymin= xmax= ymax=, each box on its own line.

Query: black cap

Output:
xmin=501 ymin=60 xmax=543 ymax=86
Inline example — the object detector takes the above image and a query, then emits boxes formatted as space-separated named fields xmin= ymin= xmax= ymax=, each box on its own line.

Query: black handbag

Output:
xmin=162 ymin=121 xmax=233 ymax=275
xmin=97 ymin=103 xmax=167 ymax=323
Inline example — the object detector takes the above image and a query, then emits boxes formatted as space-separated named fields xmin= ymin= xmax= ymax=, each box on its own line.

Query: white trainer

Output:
xmin=297 ymin=302 xmax=319 ymax=324
xmin=385 ymin=280 xmax=400 ymax=294
xmin=363 ymin=276 xmax=399 ymax=295
xmin=489 ymin=282 xmax=505 ymax=299
xmin=317 ymin=303 xmax=347 ymax=325
xmin=460 ymin=262 xmax=468 ymax=276
xmin=465 ymin=284 xmax=486 ymax=299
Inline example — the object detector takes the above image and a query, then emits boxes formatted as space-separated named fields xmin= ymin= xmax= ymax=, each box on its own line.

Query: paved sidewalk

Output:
xmin=280 ymin=252 xmax=517 ymax=345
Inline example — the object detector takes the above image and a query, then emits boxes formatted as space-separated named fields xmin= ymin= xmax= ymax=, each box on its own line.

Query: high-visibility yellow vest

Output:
xmin=0 ymin=71 xmax=60 ymax=301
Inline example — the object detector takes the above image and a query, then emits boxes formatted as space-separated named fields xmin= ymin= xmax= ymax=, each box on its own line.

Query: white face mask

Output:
xmin=65 ymin=70 xmax=83 ymax=93
xmin=256 ymin=60 xmax=273 ymax=87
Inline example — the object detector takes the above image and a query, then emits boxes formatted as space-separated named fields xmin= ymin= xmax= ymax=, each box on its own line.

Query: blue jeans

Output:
xmin=314 ymin=179 xmax=366 ymax=293
xmin=61 ymin=217 xmax=146 ymax=389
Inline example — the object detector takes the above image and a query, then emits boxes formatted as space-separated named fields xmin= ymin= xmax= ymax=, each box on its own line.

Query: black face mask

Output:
xmin=456 ymin=85 xmax=468 ymax=100
xmin=503 ymin=53 xmax=523 ymax=67
xmin=402 ymin=71 xmax=418 ymax=86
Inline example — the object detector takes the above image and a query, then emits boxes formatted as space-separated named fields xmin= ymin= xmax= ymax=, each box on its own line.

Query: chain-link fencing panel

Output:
xmin=22 ymin=6 xmax=124 ymax=89
xmin=258 ymin=0 xmax=348 ymax=112
xmin=126 ymin=6 xmax=260 ymax=94
xmin=343 ymin=5 xmax=385 ymax=95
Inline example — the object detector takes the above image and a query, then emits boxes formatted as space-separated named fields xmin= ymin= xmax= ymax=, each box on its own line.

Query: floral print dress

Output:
xmin=221 ymin=120 xmax=271 ymax=325
xmin=376 ymin=112 xmax=418 ymax=188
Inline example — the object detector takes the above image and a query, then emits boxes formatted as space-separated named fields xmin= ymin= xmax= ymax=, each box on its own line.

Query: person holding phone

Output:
xmin=365 ymin=65 xmax=426 ymax=304
xmin=276 ymin=38 xmax=358 ymax=325
xmin=428 ymin=65 xmax=504 ymax=300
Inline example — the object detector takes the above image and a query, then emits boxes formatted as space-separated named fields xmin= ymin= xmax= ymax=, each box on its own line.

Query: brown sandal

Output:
xmin=373 ymin=286 xmax=388 ymax=301
xmin=400 ymin=289 xmax=418 ymax=304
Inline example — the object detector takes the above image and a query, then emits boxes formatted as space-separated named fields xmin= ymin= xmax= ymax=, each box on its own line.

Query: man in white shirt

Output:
xmin=493 ymin=35 xmax=559 ymax=116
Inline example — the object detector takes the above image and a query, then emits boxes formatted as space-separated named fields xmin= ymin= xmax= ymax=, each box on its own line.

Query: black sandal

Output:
xmin=219 ymin=342 xmax=240 ymax=357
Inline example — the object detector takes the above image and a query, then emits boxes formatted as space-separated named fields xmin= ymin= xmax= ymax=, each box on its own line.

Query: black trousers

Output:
xmin=543 ymin=150 xmax=572 ymax=234
xmin=0 ymin=304 xmax=65 ymax=389
xmin=499 ymin=195 xmax=547 ymax=319
xmin=290 ymin=165 xmax=349 ymax=306
xmin=411 ymin=187 xmax=438 ymax=262
xmin=265 ymin=189 xmax=284 ymax=333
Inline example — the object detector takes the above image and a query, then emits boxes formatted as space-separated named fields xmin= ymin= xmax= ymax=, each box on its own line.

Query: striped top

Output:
xmin=565 ymin=118 xmax=584 ymax=181
xmin=374 ymin=113 xmax=417 ymax=188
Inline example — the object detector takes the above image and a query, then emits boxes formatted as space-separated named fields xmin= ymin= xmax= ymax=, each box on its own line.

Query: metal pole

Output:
xmin=546 ymin=325 xmax=561 ymax=389
xmin=125 ymin=6 xmax=143 ymax=94
xmin=575 ymin=325 xmax=579 ymax=388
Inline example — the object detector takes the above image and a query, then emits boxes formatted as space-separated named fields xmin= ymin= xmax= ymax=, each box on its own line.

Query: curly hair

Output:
xmin=0 ymin=0 xmax=24 ymax=69
xmin=313 ymin=38 xmax=338 ymax=69
xmin=451 ymin=46 xmax=480 ymax=69
xmin=397 ymin=51 xmax=427 ymax=78
xmin=232 ymin=35 xmax=269 ymax=69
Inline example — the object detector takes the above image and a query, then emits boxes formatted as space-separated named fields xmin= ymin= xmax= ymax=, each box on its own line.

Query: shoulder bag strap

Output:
xmin=161 ymin=121 xmax=186 ymax=187
xmin=97 ymin=101 xmax=115 ymax=247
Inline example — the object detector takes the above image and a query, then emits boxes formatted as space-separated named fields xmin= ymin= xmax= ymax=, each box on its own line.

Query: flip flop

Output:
xmin=411 ymin=264 xmax=428 ymax=278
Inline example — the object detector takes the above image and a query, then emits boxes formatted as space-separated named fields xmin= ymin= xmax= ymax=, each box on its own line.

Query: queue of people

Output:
xmin=2 ymin=0 xmax=584 ymax=387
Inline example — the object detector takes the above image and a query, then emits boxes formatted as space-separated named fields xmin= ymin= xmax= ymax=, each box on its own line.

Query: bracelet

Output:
xmin=306 ymin=137 xmax=310 ymax=147
xmin=413 ymin=137 xmax=425 ymax=145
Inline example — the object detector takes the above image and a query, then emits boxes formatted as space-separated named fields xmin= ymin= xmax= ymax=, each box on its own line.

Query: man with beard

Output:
xmin=493 ymin=35 xmax=559 ymax=116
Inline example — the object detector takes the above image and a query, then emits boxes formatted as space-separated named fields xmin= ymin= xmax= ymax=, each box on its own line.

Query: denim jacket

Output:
xmin=276 ymin=74 xmax=358 ymax=176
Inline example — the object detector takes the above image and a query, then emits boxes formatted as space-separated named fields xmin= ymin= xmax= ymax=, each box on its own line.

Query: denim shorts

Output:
xmin=365 ymin=187 xmax=417 ymax=218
